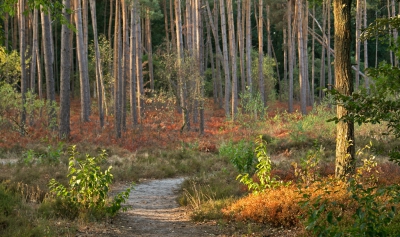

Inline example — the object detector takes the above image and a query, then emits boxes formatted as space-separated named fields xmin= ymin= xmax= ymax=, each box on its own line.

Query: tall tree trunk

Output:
xmin=246 ymin=0 xmax=252 ymax=92
xmin=41 ymin=7 xmax=56 ymax=126
xmin=327 ymin=0 xmax=332 ymax=90
xmin=175 ymin=0 xmax=189 ymax=131
xmin=258 ymin=0 xmax=265 ymax=106
xmin=89 ymin=0 xmax=104 ymax=128
xmin=219 ymin=0 xmax=230 ymax=117
xmin=113 ymin=0 xmax=122 ymax=137
xmin=59 ymin=0 xmax=72 ymax=139
xmin=238 ymin=0 xmax=246 ymax=94
xmin=121 ymin=0 xmax=128 ymax=130
xmin=288 ymin=0 xmax=294 ymax=113
xmin=297 ymin=0 xmax=307 ymax=115
xmin=363 ymin=0 xmax=369 ymax=89
xmin=170 ymin=0 xmax=177 ymax=52
xmin=320 ymin=0 xmax=327 ymax=100
xmin=355 ymin=0 xmax=361 ymax=90
xmin=163 ymin=0 xmax=170 ymax=52
xmin=266 ymin=5 xmax=272 ymax=57
xmin=19 ymin=0 xmax=27 ymax=131
xmin=146 ymin=8 xmax=154 ymax=91
xmin=30 ymin=9 xmax=38 ymax=93
xmin=130 ymin=5 xmax=138 ymax=126
xmin=311 ymin=4 xmax=315 ymax=105
xmin=5 ymin=13 xmax=9 ymax=50
xmin=74 ymin=0 xmax=91 ymax=122
xmin=333 ymin=0 xmax=355 ymax=178
xmin=135 ymin=2 xmax=144 ymax=121
xmin=227 ymin=0 xmax=237 ymax=117
xmin=108 ymin=0 xmax=113 ymax=41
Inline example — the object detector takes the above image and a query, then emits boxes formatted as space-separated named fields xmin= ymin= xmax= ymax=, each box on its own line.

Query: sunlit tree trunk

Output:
xmin=135 ymin=1 xmax=144 ymax=121
xmin=334 ymin=0 xmax=355 ymax=178
xmin=121 ymin=0 xmax=129 ymax=130
xmin=227 ymin=0 xmax=237 ymax=117
xmin=246 ymin=0 xmax=252 ymax=92
xmin=258 ymin=0 xmax=265 ymax=106
xmin=130 ymin=2 xmax=138 ymax=126
xmin=238 ymin=0 xmax=245 ymax=94
xmin=219 ymin=0 xmax=230 ymax=116
xmin=74 ymin=0 xmax=91 ymax=122
xmin=297 ymin=0 xmax=307 ymax=115
xmin=355 ymin=0 xmax=361 ymax=90
xmin=175 ymin=0 xmax=189 ymax=131
xmin=288 ymin=0 xmax=294 ymax=113
xmin=59 ymin=0 xmax=72 ymax=139
xmin=30 ymin=9 xmax=38 ymax=93
xmin=363 ymin=0 xmax=369 ymax=89
xmin=41 ymin=6 xmax=57 ymax=125
xmin=113 ymin=0 xmax=122 ymax=137
xmin=89 ymin=0 xmax=105 ymax=128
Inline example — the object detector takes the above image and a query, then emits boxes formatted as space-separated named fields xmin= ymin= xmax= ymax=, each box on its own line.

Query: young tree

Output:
xmin=19 ymin=0 xmax=27 ymax=130
xmin=333 ymin=0 xmax=355 ymax=178
xmin=258 ymin=0 xmax=265 ymax=106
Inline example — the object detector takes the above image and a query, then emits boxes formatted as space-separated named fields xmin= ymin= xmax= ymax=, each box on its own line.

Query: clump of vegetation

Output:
xmin=48 ymin=145 xmax=133 ymax=220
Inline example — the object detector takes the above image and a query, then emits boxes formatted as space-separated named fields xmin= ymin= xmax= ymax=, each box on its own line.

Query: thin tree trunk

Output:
xmin=146 ymin=8 xmax=154 ymax=91
xmin=89 ymin=0 xmax=104 ymax=128
xmin=108 ymin=0 xmax=113 ymax=41
xmin=227 ymin=0 xmax=237 ymax=117
xmin=219 ymin=0 xmax=231 ymax=117
xmin=288 ymin=0 xmax=294 ymax=113
xmin=258 ymin=0 xmax=265 ymax=106
xmin=364 ymin=0 xmax=369 ymax=89
xmin=311 ymin=4 xmax=315 ymax=105
xmin=74 ymin=0 xmax=91 ymax=122
xmin=5 ymin=13 xmax=9 ymax=50
xmin=59 ymin=0 xmax=72 ymax=139
xmin=297 ymin=0 xmax=307 ymax=115
xmin=113 ymin=0 xmax=122 ymax=137
xmin=246 ymin=0 xmax=252 ymax=92
xmin=121 ymin=0 xmax=129 ymax=130
xmin=238 ymin=0 xmax=246 ymax=94
xmin=170 ymin=0 xmax=177 ymax=52
xmin=355 ymin=0 xmax=361 ymax=90
xmin=30 ymin=9 xmax=38 ymax=93
xmin=163 ymin=0 xmax=170 ymax=52
xmin=19 ymin=0 xmax=27 ymax=131
xmin=327 ymin=0 xmax=332 ymax=90
xmin=130 ymin=2 xmax=138 ymax=126
xmin=135 ymin=2 xmax=144 ymax=121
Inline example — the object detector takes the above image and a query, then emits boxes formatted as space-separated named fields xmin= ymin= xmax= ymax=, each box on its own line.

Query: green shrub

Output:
xmin=48 ymin=145 xmax=133 ymax=220
xmin=237 ymin=135 xmax=291 ymax=193
xmin=219 ymin=139 xmax=256 ymax=174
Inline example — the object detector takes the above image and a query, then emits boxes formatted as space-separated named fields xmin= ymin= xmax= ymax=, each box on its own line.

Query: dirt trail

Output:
xmin=80 ymin=178 xmax=222 ymax=237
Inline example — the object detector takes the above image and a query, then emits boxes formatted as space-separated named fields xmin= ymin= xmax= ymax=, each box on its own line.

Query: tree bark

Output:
xmin=130 ymin=4 xmax=138 ymax=126
xmin=89 ymin=0 xmax=105 ymax=128
xmin=113 ymin=0 xmax=122 ymax=137
xmin=59 ymin=0 xmax=72 ymax=139
xmin=288 ymin=0 xmax=294 ymax=113
xmin=333 ymin=0 xmax=355 ymax=178
xmin=74 ymin=0 xmax=91 ymax=122
xmin=246 ymin=0 xmax=252 ymax=93
xmin=227 ymin=0 xmax=237 ymax=117
xmin=19 ymin=0 xmax=27 ymax=130
xmin=258 ymin=0 xmax=265 ymax=106
xmin=219 ymin=0 xmax=231 ymax=117
xmin=41 ymin=6 xmax=57 ymax=126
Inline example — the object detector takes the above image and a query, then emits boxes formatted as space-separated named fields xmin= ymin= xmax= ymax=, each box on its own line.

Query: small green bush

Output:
xmin=48 ymin=145 xmax=133 ymax=220
xmin=219 ymin=139 xmax=256 ymax=174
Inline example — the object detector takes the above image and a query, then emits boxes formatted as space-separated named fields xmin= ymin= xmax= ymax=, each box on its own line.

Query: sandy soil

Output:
xmin=77 ymin=178 xmax=300 ymax=237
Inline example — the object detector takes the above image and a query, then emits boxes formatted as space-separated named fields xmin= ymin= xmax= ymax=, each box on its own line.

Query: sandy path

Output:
xmin=81 ymin=178 xmax=222 ymax=237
